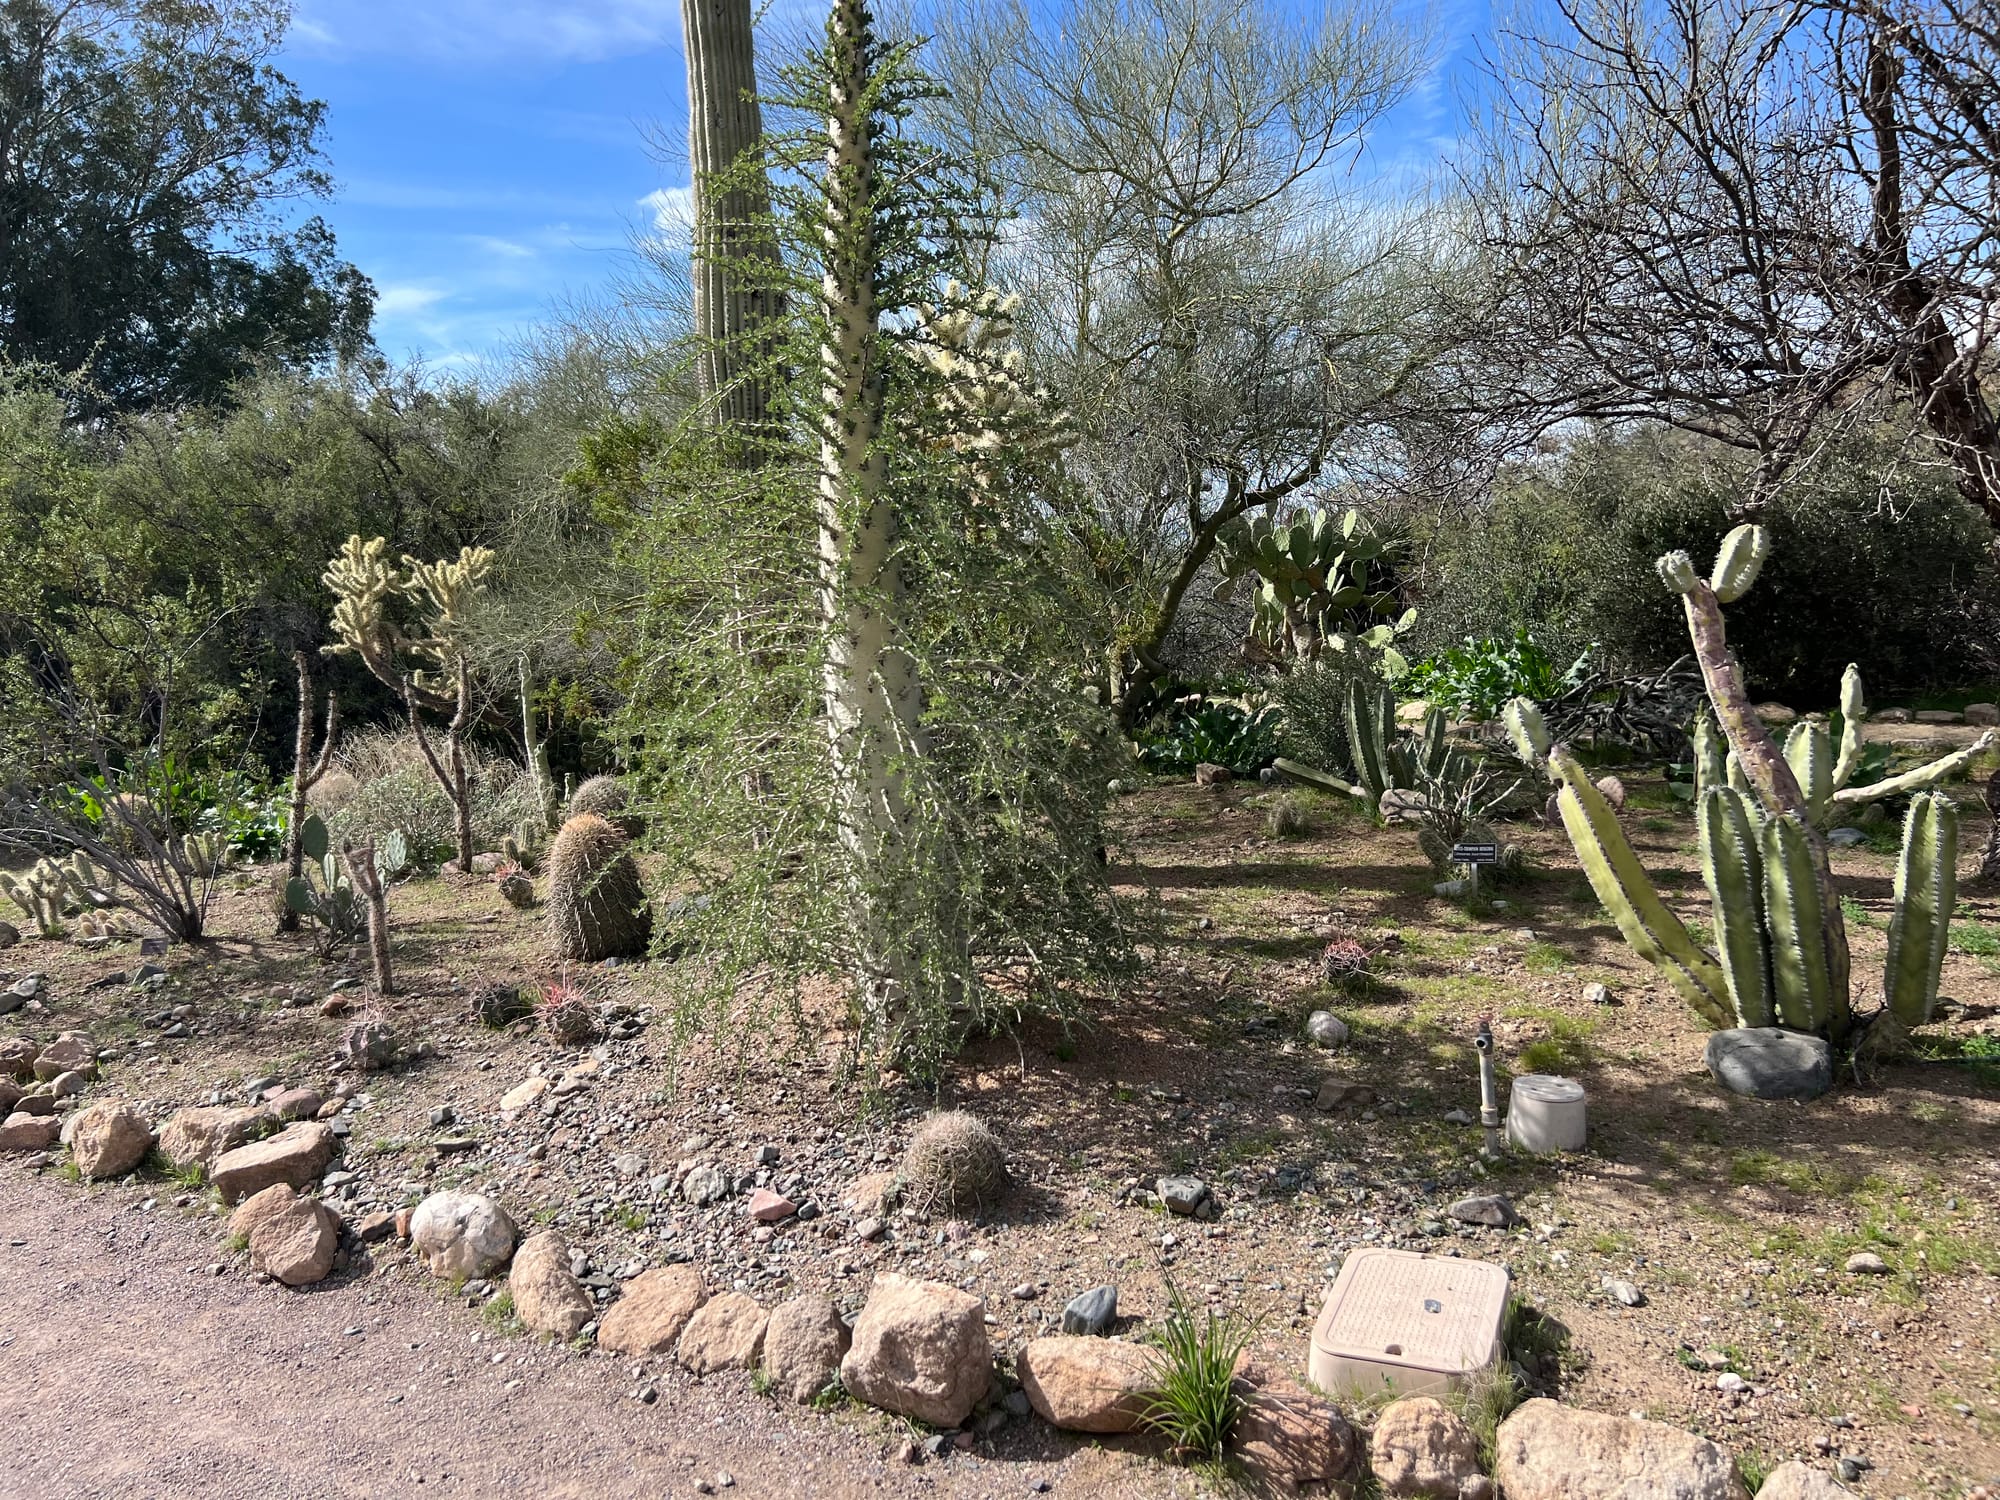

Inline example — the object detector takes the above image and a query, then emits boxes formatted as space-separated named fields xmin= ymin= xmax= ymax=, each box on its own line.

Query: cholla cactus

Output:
xmin=909 ymin=282 xmax=1066 ymax=464
xmin=1510 ymin=524 xmax=1966 ymax=1047
xmin=0 ymin=857 xmax=91 ymax=937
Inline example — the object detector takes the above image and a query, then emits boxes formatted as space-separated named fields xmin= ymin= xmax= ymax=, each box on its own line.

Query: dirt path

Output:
xmin=0 ymin=1172 xmax=1185 ymax=1500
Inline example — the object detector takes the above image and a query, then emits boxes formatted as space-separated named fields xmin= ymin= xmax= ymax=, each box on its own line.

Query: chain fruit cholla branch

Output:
xmin=323 ymin=535 xmax=495 ymax=872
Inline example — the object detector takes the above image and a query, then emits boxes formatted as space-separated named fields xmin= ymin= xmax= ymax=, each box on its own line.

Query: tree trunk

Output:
xmin=682 ymin=0 xmax=782 ymax=434
xmin=818 ymin=0 xmax=930 ymax=1045
xmin=518 ymin=654 xmax=554 ymax=831
xmin=281 ymin=650 xmax=338 ymax=934
xmin=342 ymin=841 xmax=395 ymax=996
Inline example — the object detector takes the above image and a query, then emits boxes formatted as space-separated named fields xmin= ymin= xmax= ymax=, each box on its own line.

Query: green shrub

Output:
xmin=1414 ymin=424 xmax=2000 ymax=705
xmin=329 ymin=730 xmax=543 ymax=863
xmin=1135 ymin=697 xmax=1280 ymax=775
xmin=1401 ymin=629 xmax=1591 ymax=720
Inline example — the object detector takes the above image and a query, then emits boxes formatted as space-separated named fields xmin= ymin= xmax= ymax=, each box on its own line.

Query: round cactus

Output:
xmin=544 ymin=813 xmax=651 ymax=962
xmin=897 ymin=1110 xmax=1008 ymax=1219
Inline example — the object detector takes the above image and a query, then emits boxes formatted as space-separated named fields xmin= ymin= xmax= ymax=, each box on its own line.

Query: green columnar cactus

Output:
xmin=1513 ymin=523 xmax=1976 ymax=1045
xmin=1344 ymin=676 xmax=1396 ymax=800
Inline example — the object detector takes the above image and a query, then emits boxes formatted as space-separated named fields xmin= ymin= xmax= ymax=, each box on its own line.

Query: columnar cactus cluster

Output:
xmin=0 ymin=855 xmax=99 ymax=937
xmin=1508 ymin=524 xmax=1972 ymax=1045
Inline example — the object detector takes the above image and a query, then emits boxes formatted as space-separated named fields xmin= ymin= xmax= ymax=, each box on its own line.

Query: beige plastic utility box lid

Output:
xmin=1309 ymin=1248 xmax=1510 ymax=1398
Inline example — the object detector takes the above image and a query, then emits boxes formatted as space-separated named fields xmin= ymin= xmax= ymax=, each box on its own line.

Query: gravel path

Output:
xmin=0 ymin=1172 xmax=1183 ymax=1500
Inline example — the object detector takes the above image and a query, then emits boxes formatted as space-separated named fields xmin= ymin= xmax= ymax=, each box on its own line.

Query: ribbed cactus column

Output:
xmin=681 ymin=0 xmax=781 ymax=433
xmin=816 ymin=0 xmax=927 ymax=1040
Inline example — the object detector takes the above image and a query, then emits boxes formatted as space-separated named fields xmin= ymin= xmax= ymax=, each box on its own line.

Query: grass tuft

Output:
xmin=1141 ymin=1278 xmax=1254 ymax=1462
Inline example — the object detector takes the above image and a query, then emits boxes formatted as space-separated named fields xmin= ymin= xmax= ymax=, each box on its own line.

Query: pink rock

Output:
xmin=748 ymin=1188 xmax=797 ymax=1223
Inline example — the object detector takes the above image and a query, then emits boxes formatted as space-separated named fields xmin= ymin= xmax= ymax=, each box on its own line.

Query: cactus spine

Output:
xmin=1518 ymin=522 xmax=1971 ymax=1044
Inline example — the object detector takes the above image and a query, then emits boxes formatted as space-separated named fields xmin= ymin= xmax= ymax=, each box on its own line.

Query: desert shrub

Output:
xmin=327 ymin=730 xmax=543 ymax=864
xmin=1142 ymin=1280 xmax=1253 ymax=1462
xmin=1401 ymin=629 xmax=1592 ymax=720
xmin=1414 ymin=424 xmax=2000 ymax=705
xmin=898 ymin=1110 xmax=1008 ymax=1218
xmin=1266 ymin=795 xmax=1310 ymax=837
xmin=1272 ymin=658 xmax=1354 ymax=775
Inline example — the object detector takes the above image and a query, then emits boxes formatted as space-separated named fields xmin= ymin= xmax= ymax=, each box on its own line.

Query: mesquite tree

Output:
xmin=323 ymin=536 xmax=494 ymax=872
xmin=620 ymin=0 xmax=1132 ymax=1072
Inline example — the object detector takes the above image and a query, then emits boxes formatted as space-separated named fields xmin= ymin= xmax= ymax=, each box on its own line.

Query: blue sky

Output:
xmin=281 ymin=0 xmax=1477 ymax=372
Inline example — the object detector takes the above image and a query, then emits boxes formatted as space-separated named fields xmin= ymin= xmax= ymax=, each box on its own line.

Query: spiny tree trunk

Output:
xmin=818 ymin=0 xmax=930 ymax=1042
xmin=280 ymin=650 xmax=339 ymax=934
xmin=682 ymin=0 xmax=782 ymax=433
xmin=342 ymin=840 xmax=395 ymax=996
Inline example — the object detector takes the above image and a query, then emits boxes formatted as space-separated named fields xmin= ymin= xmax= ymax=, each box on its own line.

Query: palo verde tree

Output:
xmin=621 ymin=0 xmax=1133 ymax=1074
xmin=323 ymin=536 xmax=494 ymax=872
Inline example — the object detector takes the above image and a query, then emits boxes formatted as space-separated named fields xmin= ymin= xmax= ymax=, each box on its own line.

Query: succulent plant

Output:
xmin=1213 ymin=507 xmax=1413 ymax=666
xmin=539 ymin=980 xmax=596 ymax=1045
xmin=283 ymin=815 xmax=365 ymax=954
xmin=472 ymin=981 xmax=534 ymax=1029
xmin=1515 ymin=523 xmax=1970 ymax=1047
xmin=897 ymin=1110 xmax=1008 ymax=1219
xmin=494 ymin=860 xmax=535 ymax=909
xmin=544 ymin=813 xmax=652 ymax=962
xmin=566 ymin=775 xmax=643 ymax=839
xmin=1320 ymin=937 xmax=1369 ymax=984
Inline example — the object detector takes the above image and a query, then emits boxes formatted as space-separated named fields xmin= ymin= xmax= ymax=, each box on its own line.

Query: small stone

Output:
xmin=1494 ymin=1399 xmax=1742 ymax=1499
xmin=499 ymin=1077 xmax=548 ymax=1112
xmin=1447 ymin=1195 xmax=1516 ymax=1228
xmin=1964 ymin=702 xmax=2000 ymax=726
xmin=1717 ymin=1372 xmax=1750 ymax=1394
xmin=1583 ymin=982 xmax=1612 ymax=1006
xmin=267 ymin=1088 xmax=322 ymax=1122
xmin=1306 ymin=1011 xmax=1349 ymax=1048
xmin=0 ymin=1112 xmax=61 ymax=1152
xmin=1062 ymin=1284 xmax=1117 ymax=1336
xmin=1156 ymin=1175 xmax=1212 ymax=1217
xmin=681 ymin=1163 xmax=729 ymax=1206
xmin=1843 ymin=1251 xmax=1889 ymax=1275
xmin=1314 ymin=1080 xmax=1375 ymax=1113
xmin=746 ymin=1188 xmax=796 ymax=1223
xmin=234 ymin=1185 xmax=339 ymax=1287
xmin=1753 ymin=1460 xmax=1858 ymax=1497
xmin=1826 ymin=827 xmax=1869 ymax=848
xmin=1592 ymin=775 xmax=1627 ymax=810
xmin=1442 ymin=1108 xmax=1473 ymax=1126
xmin=1602 ymin=1278 xmax=1645 ymax=1308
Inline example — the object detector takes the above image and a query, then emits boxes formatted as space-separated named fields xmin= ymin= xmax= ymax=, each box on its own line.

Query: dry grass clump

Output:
xmin=898 ymin=1110 xmax=1008 ymax=1218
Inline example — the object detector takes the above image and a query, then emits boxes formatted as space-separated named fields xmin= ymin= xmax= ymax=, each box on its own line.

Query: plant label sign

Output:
xmin=1449 ymin=841 xmax=1501 ymax=866
xmin=140 ymin=936 xmax=168 ymax=957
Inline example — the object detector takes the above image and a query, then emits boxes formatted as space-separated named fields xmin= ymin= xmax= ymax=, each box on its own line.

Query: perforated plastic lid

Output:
xmin=1509 ymin=1073 xmax=1585 ymax=1104
xmin=1312 ymin=1248 xmax=1510 ymax=1377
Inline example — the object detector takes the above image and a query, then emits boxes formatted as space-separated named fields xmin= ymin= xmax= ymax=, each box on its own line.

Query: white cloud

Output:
xmin=374 ymin=282 xmax=451 ymax=318
xmin=640 ymin=184 xmax=696 ymax=251
xmin=290 ymin=1 xmax=681 ymax=65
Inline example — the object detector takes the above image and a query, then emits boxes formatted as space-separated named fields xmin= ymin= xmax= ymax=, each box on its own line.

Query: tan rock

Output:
xmin=157 ymin=1105 xmax=274 ymax=1174
xmin=208 ymin=1121 xmax=335 ymax=1204
xmin=267 ymin=1088 xmax=322 ymax=1121
xmin=1233 ymin=1373 xmax=1358 ymax=1492
xmin=678 ymin=1291 xmax=768 ymax=1374
xmin=1492 ymin=1399 xmax=1747 ymax=1500
xmin=408 ymin=1190 xmax=516 ymax=1278
xmin=761 ymin=1295 xmax=851 ymax=1403
xmin=32 ymin=1035 xmax=94 ymax=1082
xmin=68 ymin=1101 xmax=154 ymax=1179
xmin=0 ymin=1038 xmax=36 ymax=1080
xmin=499 ymin=1077 xmax=549 ymax=1112
xmin=1017 ymin=1335 xmax=1156 ymax=1433
xmin=509 ymin=1231 xmax=594 ymax=1341
xmin=843 ymin=1170 xmax=895 ymax=1215
xmin=597 ymin=1265 xmax=708 ymax=1354
xmin=0 ymin=1111 xmax=59 ymax=1151
xmin=236 ymin=1185 xmax=338 ymax=1287
xmin=839 ymin=1273 xmax=991 ymax=1429
xmin=0 ymin=1080 xmax=20 ymax=1114
xmin=1754 ymin=1462 xmax=1856 ymax=1499
xmin=1370 ymin=1396 xmax=1484 ymax=1499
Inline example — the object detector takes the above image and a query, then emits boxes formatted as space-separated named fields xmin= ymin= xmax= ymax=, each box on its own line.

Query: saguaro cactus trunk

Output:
xmin=817 ymin=0 xmax=931 ymax=1042
xmin=681 ymin=0 xmax=782 ymax=432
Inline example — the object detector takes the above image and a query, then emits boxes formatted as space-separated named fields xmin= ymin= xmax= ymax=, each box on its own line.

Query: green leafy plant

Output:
xmin=1136 ymin=697 xmax=1281 ymax=776
xmin=1213 ymin=506 xmax=1410 ymax=665
xmin=1141 ymin=1278 xmax=1254 ymax=1462
xmin=1402 ymin=629 xmax=1592 ymax=720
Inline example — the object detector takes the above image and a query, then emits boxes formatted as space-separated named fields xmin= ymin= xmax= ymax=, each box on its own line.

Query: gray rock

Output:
xmin=1602 ymin=1278 xmax=1645 ymax=1307
xmin=1583 ymin=982 xmax=1612 ymax=1006
xmin=1826 ymin=827 xmax=1869 ymax=848
xmin=682 ymin=1164 xmax=729 ymax=1207
xmin=1156 ymin=1176 xmax=1212 ymax=1216
xmin=339 ymin=1020 xmax=396 ymax=1072
xmin=1306 ymin=1011 xmax=1349 ymax=1048
xmin=1755 ymin=1460 xmax=1856 ymax=1498
xmin=1843 ymin=1251 xmax=1889 ymax=1275
xmin=1442 ymin=1108 xmax=1473 ymax=1126
xmin=1965 ymin=702 xmax=2000 ymax=727
xmin=1705 ymin=1027 xmax=1834 ymax=1101
xmin=1447 ymin=1195 xmax=1516 ymax=1228
xmin=0 ymin=921 xmax=17 ymax=950
xmin=1061 ymin=1284 xmax=1117 ymax=1336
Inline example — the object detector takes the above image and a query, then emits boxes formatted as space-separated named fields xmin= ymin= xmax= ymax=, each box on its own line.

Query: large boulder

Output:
xmin=509 ymin=1231 xmax=594 ymax=1341
xmin=68 ymin=1101 xmax=154 ymax=1180
xmin=31 ymin=1034 xmax=94 ymax=1082
xmin=1232 ymin=1371 xmax=1359 ymax=1491
xmin=0 ymin=1111 xmax=60 ymax=1152
xmin=597 ymin=1265 xmax=708 ymax=1354
xmin=761 ymin=1295 xmax=851 ymax=1404
xmin=1370 ymin=1395 xmax=1485 ymax=1498
xmin=839 ymin=1273 xmax=992 ymax=1429
xmin=1754 ymin=1462 xmax=1855 ymax=1499
xmin=1493 ymin=1399 xmax=1748 ymax=1500
xmin=408 ymin=1190 xmax=516 ymax=1279
xmin=157 ymin=1105 xmax=274 ymax=1174
xmin=208 ymin=1122 xmax=335 ymax=1203
xmin=1705 ymin=1028 xmax=1834 ymax=1101
xmin=677 ymin=1291 xmax=768 ymax=1374
xmin=1017 ymin=1336 xmax=1156 ymax=1433
xmin=231 ymin=1184 xmax=338 ymax=1287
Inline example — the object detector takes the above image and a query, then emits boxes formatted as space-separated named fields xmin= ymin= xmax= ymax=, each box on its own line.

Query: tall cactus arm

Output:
xmin=1761 ymin=812 xmax=1850 ymax=1040
xmin=1832 ymin=665 xmax=1866 ymax=790
xmin=1693 ymin=711 xmax=1728 ymax=798
xmin=1884 ymin=792 xmax=1957 ymax=1029
xmin=1784 ymin=722 xmax=1835 ymax=826
xmin=1344 ymin=677 xmax=1393 ymax=800
xmin=1831 ymin=730 xmax=1998 ymax=805
xmin=1698 ymin=786 xmax=1774 ymax=1027
xmin=1549 ymin=751 xmax=1735 ymax=1028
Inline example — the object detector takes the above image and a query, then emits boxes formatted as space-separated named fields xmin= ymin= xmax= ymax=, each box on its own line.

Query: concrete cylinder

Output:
xmin=1505 ymin=1073 xmax=1587 ymax=1154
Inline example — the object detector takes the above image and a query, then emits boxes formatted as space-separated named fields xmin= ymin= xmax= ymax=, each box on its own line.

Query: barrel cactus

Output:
xmin=567 ymin=774 xmax=643 ymax=839
xmin=1508 ymin=523 xmax=1970 ymax=1049
xmin=544 ymin=813 xmax=652 ymax=962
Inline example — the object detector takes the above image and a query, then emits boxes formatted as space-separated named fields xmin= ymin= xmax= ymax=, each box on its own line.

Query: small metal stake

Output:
xmin=1474 ymin=1016 xmax=1502 ymax=1158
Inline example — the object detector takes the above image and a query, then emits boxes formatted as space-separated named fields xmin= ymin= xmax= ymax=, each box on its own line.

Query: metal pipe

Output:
xmin=1474 ymin=1016 xmax=1502 ymax=1158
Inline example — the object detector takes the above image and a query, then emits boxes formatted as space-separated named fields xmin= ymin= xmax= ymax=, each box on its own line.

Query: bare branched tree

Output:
xmin=1473 ymin=0 xmax=2000 ymax=518
xmin=930 ymin=0 xmax=1447 ymax=724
